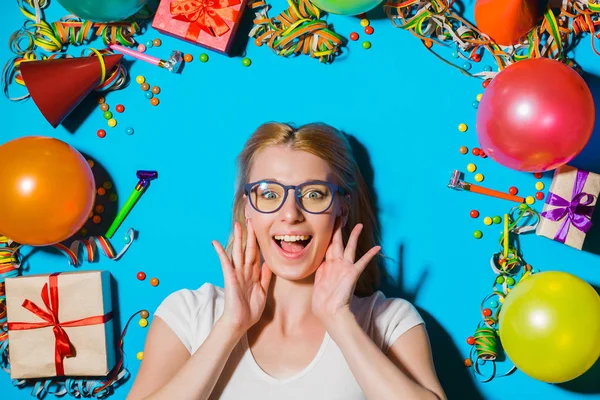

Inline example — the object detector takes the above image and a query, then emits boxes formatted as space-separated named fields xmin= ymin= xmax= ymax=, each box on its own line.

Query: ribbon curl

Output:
xmin=540 ymin=169 xmax=596 ymax=243
xmin=249 ymin=0 xmax=344 ymax=63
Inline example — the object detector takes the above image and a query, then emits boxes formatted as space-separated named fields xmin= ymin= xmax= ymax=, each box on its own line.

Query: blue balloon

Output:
xmin=56 ymin=0 xmax=148 ymax=22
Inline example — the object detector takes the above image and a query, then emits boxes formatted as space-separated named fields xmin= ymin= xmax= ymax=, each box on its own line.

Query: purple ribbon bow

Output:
xmin=541 ymin=170 xmax=596 ymax=243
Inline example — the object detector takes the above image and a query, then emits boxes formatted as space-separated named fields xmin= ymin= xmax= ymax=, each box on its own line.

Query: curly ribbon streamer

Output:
xmin=0 ymin=239 xmax=21 ymax=374
xmin=53 ymin=228 xmax=135 ymax=266
xmin=15 ymin=0 xmax=149 ymax=52
xmin=7 ymin=273 xmax=114 ymax=376
xmin=384 ymin=0 xmax=600 ymax=78
xmin=249 ymin=0 xmax=344 ymax=63
xmin=465 ymin=205 xmax=540 ymax=382
xmin=540 ymin=169 xmax=596 ymax=243
xmin=170 ymin=0 xmax=241 ymax=39
xmin=472 ymin=326 xmax=498 ymax=361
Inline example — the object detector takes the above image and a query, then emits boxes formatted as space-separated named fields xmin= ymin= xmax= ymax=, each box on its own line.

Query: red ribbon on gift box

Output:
xmin=7 ymin=272 xmax=112 ymax=376
xmin=170 ymin=0 xmax=241 ymax=40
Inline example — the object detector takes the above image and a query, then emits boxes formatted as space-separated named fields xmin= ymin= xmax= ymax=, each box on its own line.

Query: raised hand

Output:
xmin=312 ymin=220 xmax=381 ymax=323
xmin=212 ymin=219 xmax=272 ymax=334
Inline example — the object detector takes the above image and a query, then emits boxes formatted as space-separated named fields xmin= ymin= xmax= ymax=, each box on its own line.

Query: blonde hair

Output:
xmin=226 ymin=122 xmax=381 ymax=297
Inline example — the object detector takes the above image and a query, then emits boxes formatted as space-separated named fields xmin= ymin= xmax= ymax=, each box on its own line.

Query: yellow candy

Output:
xmin=484 ymin=217 xmax=493 ymax=226
xmin=360 ymin=18 xmax=370 ymax=27
xmin=526 ymin=196 xmax=535 ymax=205
xmin=467 ymin=163 xmax=477 ymax=173
xmin=108 ymin=118 xmax=117 ymax=128
xmin=535 ymin=182 xmax=545 ymax=191
xmin=139 ymin=318 xmax=148 ymax=328
xmin=474 ymin=173 xmax=484 ymax=182
xmin=135 ymin=75 xmax=145 ymax=84
xmin=458 ymin=123 xmax=468 ymax=132
xmin=137 ymin=351 xmax=144 ymax=360
xmin=476 ymin=94 xmax=483 ymax=102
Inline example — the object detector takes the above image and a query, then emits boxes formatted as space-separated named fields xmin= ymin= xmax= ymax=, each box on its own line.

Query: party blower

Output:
xmin=447 ymin=170 xmax=525 ymax=203
xmin=109 ymin=44 xmax=183 ymax=73
xmin=105 ymin=170 xmax=158 ymax=238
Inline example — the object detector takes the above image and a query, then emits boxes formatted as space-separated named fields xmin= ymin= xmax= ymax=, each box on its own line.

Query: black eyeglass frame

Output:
xmin=243 ymin=180 xmax=346 ymax=214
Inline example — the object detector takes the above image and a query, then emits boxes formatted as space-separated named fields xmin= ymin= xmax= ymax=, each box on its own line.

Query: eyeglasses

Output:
xmin=244 ymin=180 xmax=346 ymax=214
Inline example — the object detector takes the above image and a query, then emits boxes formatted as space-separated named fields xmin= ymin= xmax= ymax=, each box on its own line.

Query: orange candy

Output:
xmin=150 ymin=98 xmax=159 ymax=106
xmin=150 ymin=277 xmax=159 ymax=287
xmin=184 ymin=54 xmax=193 ymax=62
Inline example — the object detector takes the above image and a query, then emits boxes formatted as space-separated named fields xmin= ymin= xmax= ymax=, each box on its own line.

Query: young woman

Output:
xmin=127 ymin=123 xmax=446 ymax=400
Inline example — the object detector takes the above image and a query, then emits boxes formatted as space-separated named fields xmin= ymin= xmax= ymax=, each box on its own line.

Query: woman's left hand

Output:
xmin=312 ymin=220 xmax=381 ymax=324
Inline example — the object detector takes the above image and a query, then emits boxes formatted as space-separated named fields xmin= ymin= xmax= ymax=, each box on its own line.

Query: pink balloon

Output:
xmin=476 ymin=58 xmax=595 ymax=172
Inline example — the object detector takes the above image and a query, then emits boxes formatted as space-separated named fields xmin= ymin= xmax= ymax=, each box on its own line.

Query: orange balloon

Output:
xmin=474 ymin=0 xmax=539 ymax=46
xmin=0 ymin=136 xmax=95 ymax=246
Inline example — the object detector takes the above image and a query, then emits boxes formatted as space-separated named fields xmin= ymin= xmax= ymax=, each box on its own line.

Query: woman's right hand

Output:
xmin=212 ymin=219 xmax=272 ymax=335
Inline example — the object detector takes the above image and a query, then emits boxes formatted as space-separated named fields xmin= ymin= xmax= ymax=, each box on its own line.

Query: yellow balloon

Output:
xmin=499 ymin=271 xmax=600 ymax=383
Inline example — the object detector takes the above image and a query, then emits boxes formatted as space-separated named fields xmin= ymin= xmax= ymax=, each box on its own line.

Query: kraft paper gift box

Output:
xmin=5 ymin=270 xmax=116 ymax=379
xmin=151 ymin=0 xmax=249 ymax=55
xmin=536 ymin=165 xmax=600 ymax=250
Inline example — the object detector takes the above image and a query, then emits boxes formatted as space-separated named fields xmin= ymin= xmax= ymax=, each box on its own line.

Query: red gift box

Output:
xmin=151 ymin=0 xmax=248 ymax=55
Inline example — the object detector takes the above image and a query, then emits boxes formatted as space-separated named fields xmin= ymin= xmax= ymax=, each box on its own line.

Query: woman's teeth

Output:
xmin=273 ymin=235 xmax=311 ymax=242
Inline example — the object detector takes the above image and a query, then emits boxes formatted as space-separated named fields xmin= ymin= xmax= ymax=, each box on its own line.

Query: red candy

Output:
xmin=470 ymin=210 xmax=480 ymax=218
xmin=364 ymin=26 xmax=374 ymax=35
xmin=482 ymin=308 xmax=492 ymax=317
xmin=536 ymin=192 xmax=545 ymax=200
xmin=472 ymin=147 xmax=481 ymax=156
xmin=509 ymin=186 xmax=518 ymax=195
xmin=97 ymin=129 xmax=106 ymax=138
xmin=137 ymin=271 xmax=146 ymax=281
xmin=350 ymin=32 xmax=359 ymax=41
xmin=466 ymin=336 xmax=475 ymax=345
xmin=471 ymin=54 xmax=481 ymax=62
xmin=116 ymin=104 xmax=125 ymax=113
xmin=482 ymin=79 xmax=491 ymax=88
xmin=534 ymin=172 xmax=543 ymax=179
xmin=479 ymin=150 xmax=487 ymax=158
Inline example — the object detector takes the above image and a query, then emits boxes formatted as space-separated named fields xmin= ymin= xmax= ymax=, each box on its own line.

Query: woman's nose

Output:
xmin=279 ymin=190 xmax=304 ymax=222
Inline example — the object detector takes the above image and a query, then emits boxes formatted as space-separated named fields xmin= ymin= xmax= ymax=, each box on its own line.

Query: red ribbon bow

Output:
xmin=170 ymin=0 xmax=241 ymax=40
xmin=7 ymin=273 xmax=112 ymax=376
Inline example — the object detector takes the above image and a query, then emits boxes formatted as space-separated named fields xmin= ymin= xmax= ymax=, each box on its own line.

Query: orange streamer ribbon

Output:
xmin=7 ymin=273 xmax=112 ymax=376
xmin=170 ymin=0 xmax=241 ymax=39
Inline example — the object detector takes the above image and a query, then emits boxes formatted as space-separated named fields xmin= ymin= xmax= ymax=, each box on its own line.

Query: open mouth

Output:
xmin=273 ymin=235 xmax=313 ymax=254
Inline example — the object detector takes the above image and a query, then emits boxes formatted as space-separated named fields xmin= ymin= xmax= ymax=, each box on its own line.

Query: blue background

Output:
xmin=1 ymin=1 xmax=599 ymax=399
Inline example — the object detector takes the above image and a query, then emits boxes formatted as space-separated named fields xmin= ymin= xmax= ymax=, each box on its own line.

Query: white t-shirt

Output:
xmin=154 ymin=283 xmax=424 ymax=400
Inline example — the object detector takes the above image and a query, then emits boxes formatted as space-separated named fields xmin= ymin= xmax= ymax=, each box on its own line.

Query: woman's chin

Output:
xmin=264 ymin=253 xmax=319 ymax=281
